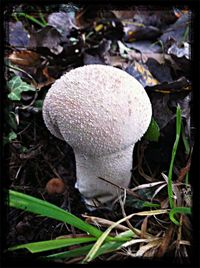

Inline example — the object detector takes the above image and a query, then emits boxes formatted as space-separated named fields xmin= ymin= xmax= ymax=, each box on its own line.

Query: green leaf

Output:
xmin=7 ymin=76 xmax=35 ymax=101
xmin=8 ymin=190 xmax=103 ymax=238
xmin=34 ymin=100 xmax=43 ymax=108
xmin=8 ymin=131 xmax=17 ymax=140
xmin=8 ymin=237 xmax=97 ymax=253
xmin=3 ymin=131 xmax=17 ymax=145
xmin=144 ymin=117 xmax=160 ymax=142
xmin=8 ymin=92 xmax=21 ymax=101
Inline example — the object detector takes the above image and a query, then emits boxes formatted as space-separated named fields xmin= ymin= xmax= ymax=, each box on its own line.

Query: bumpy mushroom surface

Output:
xmin=43 ymin=64 xmax=152 ymax=208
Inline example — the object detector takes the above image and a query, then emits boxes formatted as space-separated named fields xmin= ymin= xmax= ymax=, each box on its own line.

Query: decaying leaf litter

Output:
xmin=4 ymin=4 xmax=193 ymax=265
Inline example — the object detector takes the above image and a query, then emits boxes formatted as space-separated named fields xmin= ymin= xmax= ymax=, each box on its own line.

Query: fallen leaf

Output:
xmin=48 ymin=11 xmax=76 ymax=38
xmin=160 ymin=12 xmax=191 ymax=45
xmin=112 ymin=10 xmax=136 ymax=20
xmin=168 ymin=42 xmax=190 ymax=60
xmin=146 ymin=58 xmax=173 ymax=83
xmin=124 ymin=23 xmax=161 ymax=42
xmin=28 ymin=26 xmax=63 ymax=55
xmin=83 ymin=39 xmax=111 ymax=65
xmin=156 ymin=225 xmax=174 ymax=257
xmin=140 ymin=216 xmax=149 ymax=238
xmin=177 ymin=160 xmax=191 ymax=182
xmin=8 ymin=21 xmax=29 ymax=47
xmin=36 ymin=67 xmax=55 ymax=90
xmin=9 ymin=50 xmax=41 ymax=67
xmin=125 ymin=61 xmax=159 ymax=87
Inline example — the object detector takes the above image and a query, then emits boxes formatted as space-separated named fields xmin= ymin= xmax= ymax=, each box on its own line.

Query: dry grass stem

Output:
xmin=82 ymin=215 xmax=129 ymax=231
xmin=119 ymin=195 xmax=141 ymax=237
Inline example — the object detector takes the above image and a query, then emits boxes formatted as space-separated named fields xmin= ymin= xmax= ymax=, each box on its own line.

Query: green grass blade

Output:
xmin=90 ymin=230 xmax=139 ymax=260
xmin=8 ymin=190 xmax=103 ymax=238
xmin=8 ymin=237 xmax=96 ymax=253
xmin=92 ymin=241 xmax=123 ymax=259
xmin=17 ymin=12 xmax=46 ymax=27
xmin=44 ymin=241 xmax=124 ymax=262
xmin=169 ymin=207 xmax=192 ymax=226
xmin=168 ymin=105 xmax=182 ymax=208
xmin=43 ymin=244 xmax=94 ymax=261
xmin=142 ymin=202 xmax=160 ymax=208
xmin=89 ymin=229 xmax=139 ymax=259
xmin=38 ymin=10 xmax=48 ymax=26
xmin=44 ymin=229 xmax=137 ymax=261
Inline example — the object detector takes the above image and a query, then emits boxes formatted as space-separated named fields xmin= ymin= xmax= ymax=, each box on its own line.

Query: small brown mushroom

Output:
xmin=46 ymin=178 xmax=65 ymax=195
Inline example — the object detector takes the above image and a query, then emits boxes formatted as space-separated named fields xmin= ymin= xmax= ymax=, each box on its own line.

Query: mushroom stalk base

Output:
xmin=74 ymin=144 xmax=134 ymax=208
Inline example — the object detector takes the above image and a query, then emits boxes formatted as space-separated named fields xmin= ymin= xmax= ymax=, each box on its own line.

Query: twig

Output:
xmin=98 ymin=176 xmax=146 ymax=201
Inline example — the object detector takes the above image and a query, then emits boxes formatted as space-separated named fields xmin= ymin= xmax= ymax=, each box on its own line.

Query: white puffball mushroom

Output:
xmin=42 ymin=64 xmax=152 ymax=208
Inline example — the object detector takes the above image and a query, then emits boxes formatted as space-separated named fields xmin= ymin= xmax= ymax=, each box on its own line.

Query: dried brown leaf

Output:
xmin=35 ymin=67 xmax=55 ymax=90
xmin=82 ymin=215 xmax=129 ymax=231
xmin=140 ymin=216 xmax=149 ymax=238
xmin=177 ymin=159 xmax=191 ymax=182
xmin=156 ymin=225 xmax=174 ymax=257
xmin=9 ymin=50 xmax=41 ymax=67
xmin=136 ymin=239 xmax=161 ymax=257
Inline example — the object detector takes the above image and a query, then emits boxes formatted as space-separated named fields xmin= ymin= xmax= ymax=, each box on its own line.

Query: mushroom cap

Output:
xmin=43 ymin=64 xmax=152 ymax=156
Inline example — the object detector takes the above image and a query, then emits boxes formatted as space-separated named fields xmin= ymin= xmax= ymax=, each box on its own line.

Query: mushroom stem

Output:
xmin=74 ymin=144 xmax=134 ymax=207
